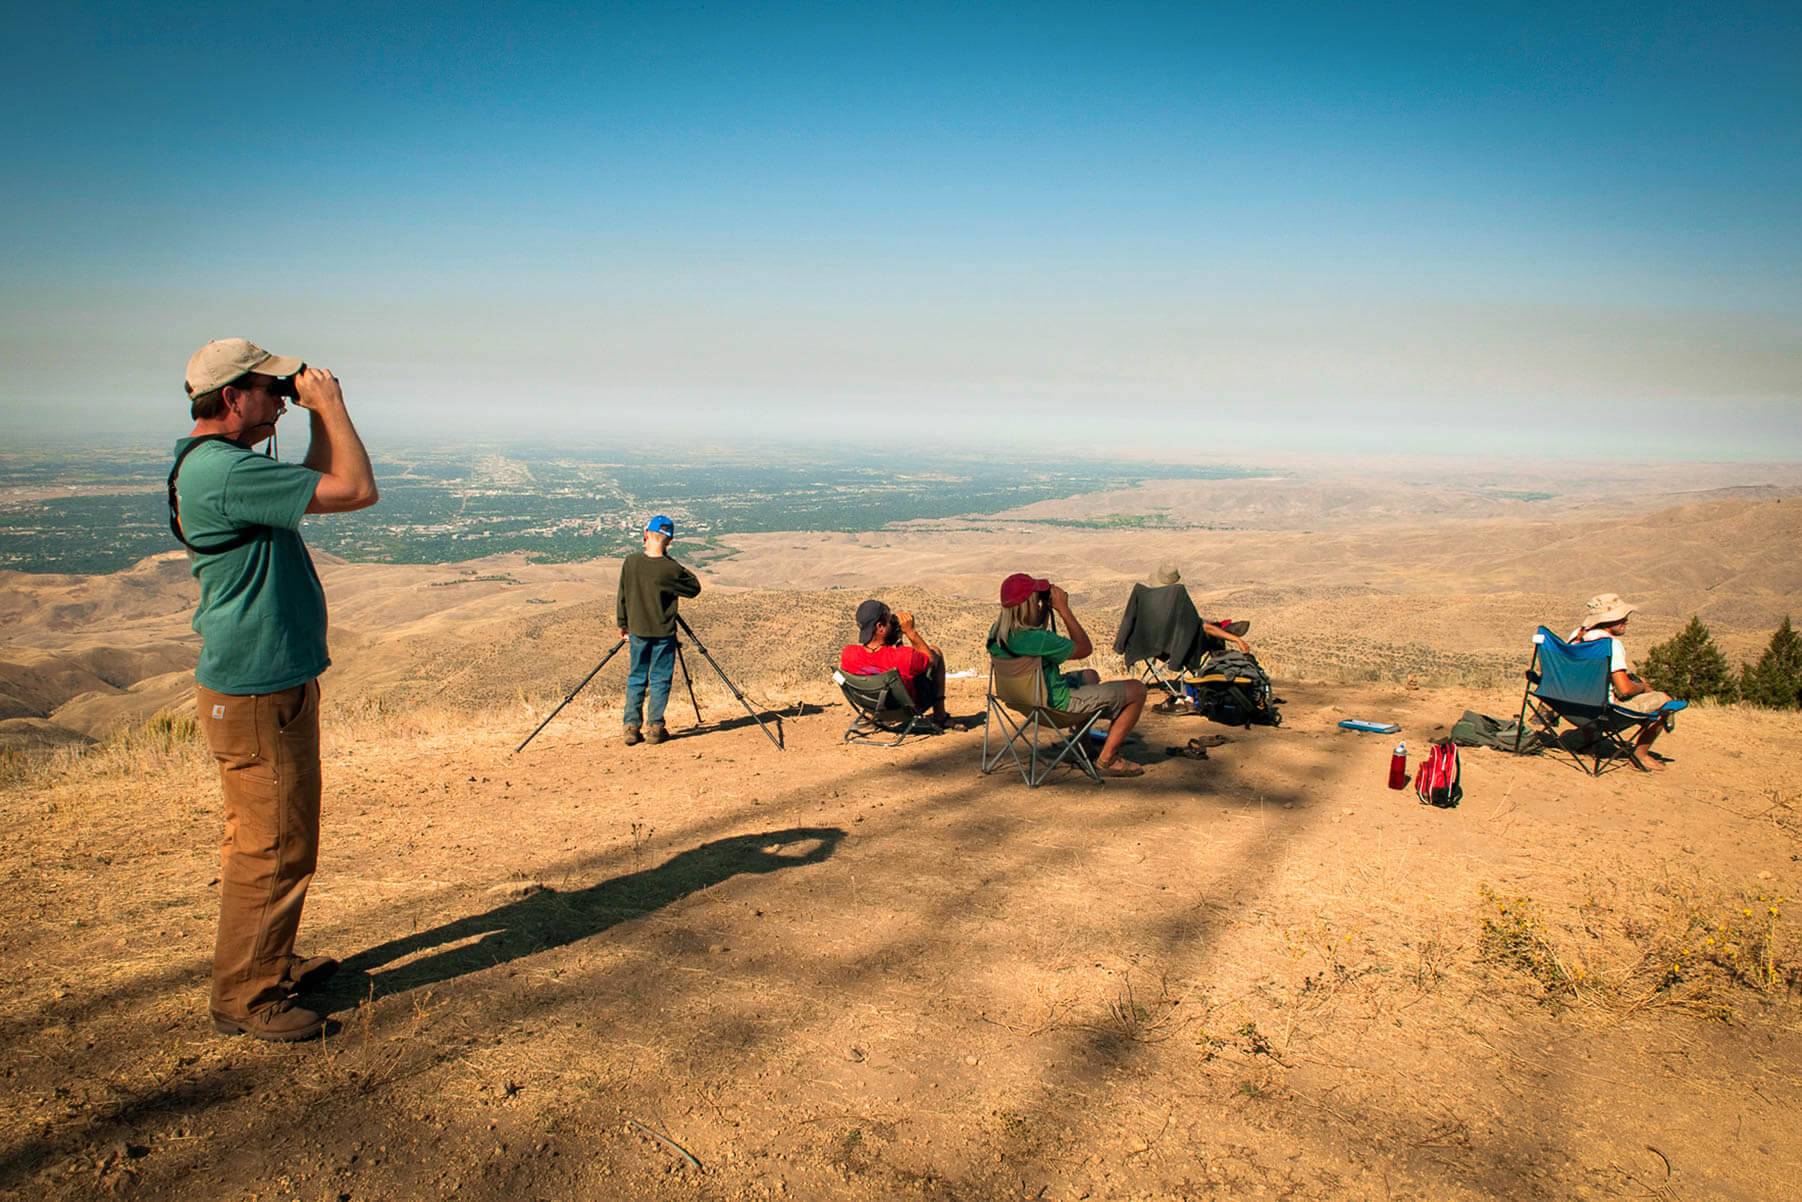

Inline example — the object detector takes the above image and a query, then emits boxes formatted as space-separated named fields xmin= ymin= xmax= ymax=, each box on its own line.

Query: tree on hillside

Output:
xmin=1641 ymin=616 xmax=1737 ymax=703
xmin=1739 ymin=616 xmax=1802 ymax=709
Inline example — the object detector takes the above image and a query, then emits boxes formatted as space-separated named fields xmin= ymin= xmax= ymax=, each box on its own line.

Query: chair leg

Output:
xmin=1027 ymin=714 xmax=1042 ymax=788
xmin=1028 ymin=712 xmax=1105 ymax=786
xmin=1142 ymin=662 xmax=1182 ymax=702
xmin=982 ymin=699 xmax=1031 ymax=778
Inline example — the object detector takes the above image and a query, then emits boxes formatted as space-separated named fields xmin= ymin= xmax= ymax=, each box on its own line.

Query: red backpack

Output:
xmin=1416 ymin=739 xmax=1462 ymax=808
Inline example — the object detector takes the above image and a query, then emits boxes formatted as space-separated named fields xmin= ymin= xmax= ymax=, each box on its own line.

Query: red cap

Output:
xmin=999 ymin=572 xmax=1051 ymax=607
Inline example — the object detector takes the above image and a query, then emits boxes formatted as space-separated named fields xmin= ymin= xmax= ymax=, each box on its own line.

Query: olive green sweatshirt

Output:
xmin=616 ymin=553 xmax=701 ymax=637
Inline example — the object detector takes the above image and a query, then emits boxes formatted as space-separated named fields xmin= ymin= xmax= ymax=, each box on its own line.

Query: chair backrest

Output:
xmin=1117 ymin=582 xmax=1204 ymax=669
xmin=834 ymin=668 xmax=914 ymax=716
xmin=1529 ymin=626 xmax=1611 ymax=711
xmin=988 ymin=654 xmax=1101 ymax=728
xmin=989 ymin=654 xmax=1047 ymax=712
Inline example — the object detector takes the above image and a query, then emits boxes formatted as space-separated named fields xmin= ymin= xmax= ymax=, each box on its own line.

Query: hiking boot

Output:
xmin=212 ymin=1000 xmax=325 ymax=1042
xmin=622 ymin=726 xmax=643 ymax=746
xmin=280 ymin=954 xmax=338 ymax=993
xmin=645 ymin=722 xmax=668 ymax=745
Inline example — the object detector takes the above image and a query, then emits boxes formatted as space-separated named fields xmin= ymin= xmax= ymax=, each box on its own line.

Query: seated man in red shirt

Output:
xmin=839 ymin=598 xmax=954 ymax=728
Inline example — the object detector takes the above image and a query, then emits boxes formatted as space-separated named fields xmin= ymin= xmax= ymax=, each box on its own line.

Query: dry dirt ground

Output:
xmin=3 ymin=670 xmax=1800 ymax=1201
xmin=3 ymin=476 xmax=1800 ymax=1199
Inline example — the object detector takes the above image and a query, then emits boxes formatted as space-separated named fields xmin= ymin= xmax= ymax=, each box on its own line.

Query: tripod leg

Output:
xmin=675 ymin=644 xmax=704 ymax=724
xmin=674 ymin=616 xmax=784 ymax=750
xmin=515 ymin=637 xmax=627 ymax=754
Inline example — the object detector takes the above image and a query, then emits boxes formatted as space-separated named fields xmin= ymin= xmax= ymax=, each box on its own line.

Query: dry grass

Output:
xmin=1477 ymin=880 xmax=1801 ymax=1021
xmin=0 ymin=708 xmax=207 ymax=790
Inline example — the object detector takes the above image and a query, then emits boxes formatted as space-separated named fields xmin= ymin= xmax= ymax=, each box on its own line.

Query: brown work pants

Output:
xmin=197 ymin=679 xmax=322 ymax=1020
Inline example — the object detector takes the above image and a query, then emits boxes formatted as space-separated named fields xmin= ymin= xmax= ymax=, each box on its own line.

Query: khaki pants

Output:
xmin=1618 ymin=688 xmax=1673 ymax=715
xmin=197 ymin=679 xmax=322 ymax=1020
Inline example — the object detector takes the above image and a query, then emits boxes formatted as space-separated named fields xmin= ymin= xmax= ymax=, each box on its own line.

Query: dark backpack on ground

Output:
xmin=1415 ymin=739 xmax=1462 ymax=808
xmin=1186 ymin=650 xmax=1282 ymax=728
xmin=1449 ymin=709 xmax=1546 ymax=754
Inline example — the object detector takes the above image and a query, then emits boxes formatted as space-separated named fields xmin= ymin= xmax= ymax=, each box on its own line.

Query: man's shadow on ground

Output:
xmin=314 ymin=827 xmax=845 ymax=1015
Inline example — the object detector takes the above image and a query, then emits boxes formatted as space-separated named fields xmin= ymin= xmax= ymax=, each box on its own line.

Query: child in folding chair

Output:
xmin=989 ymin=573 xmax=1149 ymax=777
xmin=1569 ymin=593 xmax=1678 ymax=773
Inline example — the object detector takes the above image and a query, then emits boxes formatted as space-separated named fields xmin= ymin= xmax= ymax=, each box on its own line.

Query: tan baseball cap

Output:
xmin=184 ymin=338 xmax=303 ymax=397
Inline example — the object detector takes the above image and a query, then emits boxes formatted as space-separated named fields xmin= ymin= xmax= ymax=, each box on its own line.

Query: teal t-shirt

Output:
xmin=172 ymin=438 xmax=328 ymax=694
xmin=988 ymin=627 xmax=1077 ymax=709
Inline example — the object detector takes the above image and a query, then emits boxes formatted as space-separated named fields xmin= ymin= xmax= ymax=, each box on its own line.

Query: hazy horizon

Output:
xmin=3 ymin=5 xmax=1798 ymax=459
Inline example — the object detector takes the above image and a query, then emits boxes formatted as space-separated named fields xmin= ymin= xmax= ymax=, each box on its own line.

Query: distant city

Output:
xmin=0 ymin=444 xmax=1261 ymax=574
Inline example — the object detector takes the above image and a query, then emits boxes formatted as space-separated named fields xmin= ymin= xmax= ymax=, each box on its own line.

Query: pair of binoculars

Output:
xmin=271 ymin=365 xmax=308 ymax=400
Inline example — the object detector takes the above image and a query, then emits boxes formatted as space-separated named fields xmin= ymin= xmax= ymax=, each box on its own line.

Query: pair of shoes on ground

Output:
xmin=213 ymin=953 xmax=339 ymax=1042
xmin=623 ymin=723 xmax=669 ymax=746
xmin=1164 ymin=735 xmax=1233 ymax=761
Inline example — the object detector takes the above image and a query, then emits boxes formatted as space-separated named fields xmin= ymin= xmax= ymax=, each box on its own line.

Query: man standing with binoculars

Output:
xmin=171 ymin=338 xmax=379 ymax=1041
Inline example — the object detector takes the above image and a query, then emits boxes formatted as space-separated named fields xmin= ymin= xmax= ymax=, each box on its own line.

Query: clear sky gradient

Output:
xmin=2 ymin=2 xmax=1798 ymax=458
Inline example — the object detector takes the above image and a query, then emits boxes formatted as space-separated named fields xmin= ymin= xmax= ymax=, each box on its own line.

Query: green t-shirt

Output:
xmin=989 ymin=627 xmax=1077 ymax=710
xmin=172 ymin=438 xmax=328 ymax=694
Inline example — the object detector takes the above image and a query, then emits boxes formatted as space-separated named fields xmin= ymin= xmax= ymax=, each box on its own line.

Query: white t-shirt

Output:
xmin=1570 ymin=627 xmax=1628 ymax=700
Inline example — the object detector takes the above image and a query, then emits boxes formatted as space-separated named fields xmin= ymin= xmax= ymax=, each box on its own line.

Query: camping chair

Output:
xmin=833 ymin=668 xmax=939 ymax=747
xmin=1516 ymin=626 xmax=1687 ymax=776
xmin=1116 ymin=582 xmax=1201 ymax=707
xmin=980 ymin=655 xmax=1105 ymax=787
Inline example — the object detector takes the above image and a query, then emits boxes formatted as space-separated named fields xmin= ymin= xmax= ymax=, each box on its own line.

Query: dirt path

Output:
xmin=2 ymin=680 xmax=1799 ymax=1200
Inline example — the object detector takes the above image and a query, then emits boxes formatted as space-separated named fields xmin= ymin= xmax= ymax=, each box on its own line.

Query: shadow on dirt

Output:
xmin=315 ymin=827 xmax=845 ymax=1014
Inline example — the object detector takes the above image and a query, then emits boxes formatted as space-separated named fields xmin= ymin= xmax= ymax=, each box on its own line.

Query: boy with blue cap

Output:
xmin=616 ymin=515 xmax=702 ymax=744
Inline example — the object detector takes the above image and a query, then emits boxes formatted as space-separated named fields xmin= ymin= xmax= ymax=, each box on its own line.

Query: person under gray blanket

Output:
xmin=1114 ymin=564 xmax=1253 ymax=672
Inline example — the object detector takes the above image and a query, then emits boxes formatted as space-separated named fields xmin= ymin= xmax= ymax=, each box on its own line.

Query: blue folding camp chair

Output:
xmin=1516 ymin=626 xmax=1686 ymax=775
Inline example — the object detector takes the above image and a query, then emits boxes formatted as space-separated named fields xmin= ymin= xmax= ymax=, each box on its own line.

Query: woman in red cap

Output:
xmin=988 ymin=573 xmax=1148 ymax=776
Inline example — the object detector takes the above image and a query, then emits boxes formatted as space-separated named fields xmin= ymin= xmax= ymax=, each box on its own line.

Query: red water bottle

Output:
xmin=1387 ymin=742 xmax=1407 ymax=790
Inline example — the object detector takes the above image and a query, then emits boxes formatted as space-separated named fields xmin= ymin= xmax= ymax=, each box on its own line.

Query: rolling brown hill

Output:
xmin=2 ymin=486 xmax=1797 ymax=753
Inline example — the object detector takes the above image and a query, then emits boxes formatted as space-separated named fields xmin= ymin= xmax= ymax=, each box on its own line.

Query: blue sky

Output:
xmin=2 ymin=2 xmax=1798 ymax=457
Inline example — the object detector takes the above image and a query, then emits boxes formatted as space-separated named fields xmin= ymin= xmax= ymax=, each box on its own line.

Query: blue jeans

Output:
xmin=624 ymin=635 xmax=677 ymax=729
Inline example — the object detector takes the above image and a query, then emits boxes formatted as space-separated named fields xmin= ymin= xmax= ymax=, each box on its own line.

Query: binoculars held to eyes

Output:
xmin=270 ymin=366 xmax=307 ymax=401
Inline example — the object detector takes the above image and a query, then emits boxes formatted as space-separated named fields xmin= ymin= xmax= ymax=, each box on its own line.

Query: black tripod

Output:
xmin=515 ymin=617 xmax=784 ymax=753
xmin=674 ymin=614 xmax=784 ymax=750
xmin=515 ymin=635 xmax=628 ymax=753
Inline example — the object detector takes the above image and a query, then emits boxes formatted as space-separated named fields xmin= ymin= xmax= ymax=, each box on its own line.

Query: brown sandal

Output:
xmin=1097 ymin=757 xmax=1145 ymax=778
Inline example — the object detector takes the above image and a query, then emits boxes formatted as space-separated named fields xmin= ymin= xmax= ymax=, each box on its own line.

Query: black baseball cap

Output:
xmin=855 ymin=599 xmax=891 ymax=643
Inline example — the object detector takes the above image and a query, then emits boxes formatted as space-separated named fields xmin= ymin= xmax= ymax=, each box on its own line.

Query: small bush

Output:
xmin=1662 ymin=892 xmax=1796 ymax=996
xmin=1477 ymin=886 xmax=1576 ymax=1001
xmin=1642 ymin=615 xmax=1736 ymax=702
xmin=1740 ymin=616 xmax=1802 ymax=709
xmin=1477 ymin=882 xmax=1800 ymax=1020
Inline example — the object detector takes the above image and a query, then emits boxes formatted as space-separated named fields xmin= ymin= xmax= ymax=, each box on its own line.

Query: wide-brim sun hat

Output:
xmin=1583 ymin=593 xmax=1636 ymax=626
xmin=1151 ymin=563 xmax=1181 ymax=586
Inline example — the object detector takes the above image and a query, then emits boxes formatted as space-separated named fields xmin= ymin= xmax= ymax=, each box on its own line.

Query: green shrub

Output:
xmin=1642 ymin=615 xmax=1737 ymax=702
xmin=1740 ymin=616 xmax=1802 ymax=709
